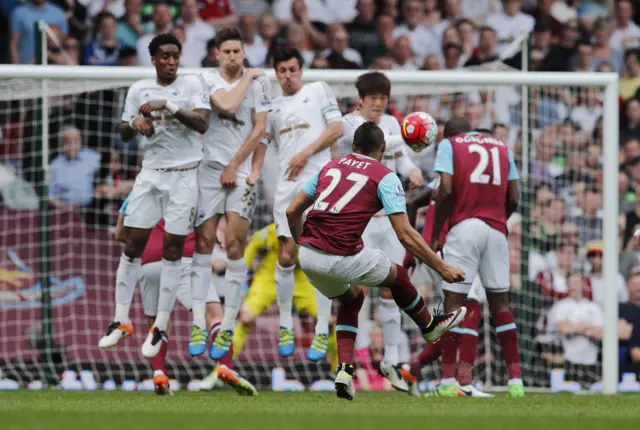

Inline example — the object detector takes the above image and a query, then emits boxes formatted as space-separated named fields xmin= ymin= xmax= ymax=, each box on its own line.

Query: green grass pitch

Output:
xmin=2 ymin=391 xmax=640 ymax=430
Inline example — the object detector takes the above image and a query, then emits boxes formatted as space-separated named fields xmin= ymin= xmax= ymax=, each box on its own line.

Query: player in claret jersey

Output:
xmin=286 ymin=121 xmax=467 ymax=401
xmin=430 ymin=118 xmax=524 ymax=398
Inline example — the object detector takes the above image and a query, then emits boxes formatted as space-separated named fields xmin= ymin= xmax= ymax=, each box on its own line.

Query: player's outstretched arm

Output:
xmin=231 ymin=110 xmax=268 ymax=169
xmin=388 ymin=213 xmax=464 ymax=283
xmin=210 ymin=69 xmax=264 ymax=113
xmin=286 ymin=191 xmax=315 ymax=243
xmin=406 ymin=186 xmax=433 ymax=228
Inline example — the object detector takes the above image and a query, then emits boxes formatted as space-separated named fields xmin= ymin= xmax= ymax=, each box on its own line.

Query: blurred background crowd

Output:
xmin=1 ymin=0 xmax=640 ymax=388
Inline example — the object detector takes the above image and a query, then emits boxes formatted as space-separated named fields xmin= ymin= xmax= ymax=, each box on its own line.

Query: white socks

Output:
xmin=220 ymin=257 xmax=247 ymax=332
xmin=314 ymin=289 xmax=331 ymax=336
xmin=190 ymin=252 xmax=212 ymax=329
xmin=379 ymin=297 xmax=401 ymax=366
xmin=154 ymin=259 xmax=183 ymax=331
xmin=114 ymin=254 xmax=141 ymax=324
xmin=275 ymin=262 xmax=295 ymax=329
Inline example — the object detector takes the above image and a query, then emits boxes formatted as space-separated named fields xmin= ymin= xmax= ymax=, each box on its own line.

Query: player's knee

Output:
xmin=123 ymin=238 xmax=145 ymax=259
xmin=239 ymin=309 xmax=256 ymax=327
xmin=162 ymin=244 xmax=183 ymax=262
xmin=379 ymin=287 xmax=393 ymax=299
xmin=225 ymin=238 xmax=245 ymax=260
xmin=487 ymin=293 xmax=510 ymax=316
xmin=277 ymin=244 xmax=297 ymax=267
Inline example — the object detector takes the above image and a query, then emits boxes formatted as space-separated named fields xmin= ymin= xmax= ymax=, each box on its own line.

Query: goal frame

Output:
xmin=0 ymin=65 xmax=620 ymax=394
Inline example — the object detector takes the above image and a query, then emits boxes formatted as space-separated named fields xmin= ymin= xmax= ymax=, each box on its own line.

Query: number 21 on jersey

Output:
xmin=468 ymin=144 xmax=502 ymax=186
xmin=314 ymin=168 xmax=368 ymax=213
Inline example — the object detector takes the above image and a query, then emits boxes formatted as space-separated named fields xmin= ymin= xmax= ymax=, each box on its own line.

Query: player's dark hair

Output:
xmin=353 ymin=121 xmax=385 ymax=155
xmin=443 ymin=117 xmax=472 ymax=138
xmin=148 ymin=33 xmax=182 ymax=57
xmin=355 ymin=72 xmax=391 ymax=98
xmin=273 ymin=46 xmax=304 ymax=69
xmin=214 ymin=27 xmax=243 ymax=49
xmin=474 ymin=128 xmax=493 ymax=134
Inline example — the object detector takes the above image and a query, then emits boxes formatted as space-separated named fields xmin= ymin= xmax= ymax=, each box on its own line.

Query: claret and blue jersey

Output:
xmin=298 ymin=154 xmax=407 ymax=256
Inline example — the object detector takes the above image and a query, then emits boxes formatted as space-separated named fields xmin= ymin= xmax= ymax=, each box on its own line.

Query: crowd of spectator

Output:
xmin=1 ymin=0 xmax=640 ymax=386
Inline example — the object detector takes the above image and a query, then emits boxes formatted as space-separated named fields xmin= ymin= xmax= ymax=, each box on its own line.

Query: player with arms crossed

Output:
xmin=286 ymin=121 xmax=467 ymax=401
xmin=191 ymin=27 xmax=271 ymax=360
xmin=338 ymin=71 xmax=423 ymax=390
xmin=264 ymin=47 xmax=344 ymax=359
xmin=430 ymin=118 xmax=524 ymax=398
xmin=98 ymin=34 xmax=211 ymax=358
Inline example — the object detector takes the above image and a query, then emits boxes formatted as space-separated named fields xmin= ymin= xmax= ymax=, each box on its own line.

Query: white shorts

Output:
xmin=362 ymin=216 xmax=404 ymax=264
xmin=124 ymin=165 xmax=199 ymax=236
xmin=273 ymin=175 xmax=311 ymax=238
xmin=298 ymin=245 xmax=392 ymax=299
xmin=195 ymin=163 xmax=257 ymax=226
xmin=139 ymin=258 xmax=220 ymax=317
xmin=441 ymin=218 xmax=510 ymax=295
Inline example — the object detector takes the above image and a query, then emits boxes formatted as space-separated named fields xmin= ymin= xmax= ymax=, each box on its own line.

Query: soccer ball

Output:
xmin=400 ymin=111 xmax=438 ymax=152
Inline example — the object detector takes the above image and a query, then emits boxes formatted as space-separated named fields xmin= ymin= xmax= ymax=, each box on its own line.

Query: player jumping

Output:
xmin=192 ymin=27 xmax=271 ymax=360
xmin=232 ymin=223 xmax=338 ymax=369
xmin=338 ymin=71 xmax=424 ymax=391
xmin=113 ymin=205 xmax=257 ymax=396
xmin=98 ymin=34 xmax=211 ymax=358
xmin=287 ymin=121 xmax=467 ymax=401
xmin=429 ymin=118 xmax=524 ymax=398
xmin=265 ymin=47 xmax=344 ymax=359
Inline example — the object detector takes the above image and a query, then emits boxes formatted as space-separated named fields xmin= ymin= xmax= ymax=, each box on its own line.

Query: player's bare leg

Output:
xmin=210 ymin=211 xmax=250 ymax=360
xmin=99 ymin=227 xmax=152 ymax=349
xmin=275 ymin=236 xmax=298 ymax=357
xmin=377 ymin=286 xmax=405 ymax=391
xmin=141 ymin=232 xmax=187 ymax=358
xmin=334 ymin=286 xmax=366 ymax=401
xmin=189 ymin=215 xmax=220 ymax=356
xmin=307 ymin=289 xmax=331 ymax=361
xmin=486 ymin=291 xmax=524 ymax=398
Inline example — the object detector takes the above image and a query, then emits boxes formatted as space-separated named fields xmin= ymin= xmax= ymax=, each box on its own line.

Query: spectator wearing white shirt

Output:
xmin=465 ymin=26 xmax=498 ymax=67
xmin=609 ymin=0 xmax=640 ymax=53
xmin=485 ymin=0 xmax=535 ymax=57
xmin=461 ymin=0 xmax=501 ymax=26
xmin=239 ymin=15 xmax=267 ymax=67
xmin=273 ymin=0 xmax=355 ymax=25
xmin=570 ymin=87 xmax=603 ymax=134
xmin=87 ymin=0 xmax=126 ymax=20
xmin=592 ymin=18 xmax=625 ymax=75
xmin=135 ymin=3 xmax=173 ymax=67
xmin=546 ymin=272 xmax=603 ymax=385
xmin=456 ymin=18 xmax=478 ymax=59
xmin=391 ymin=1 xmax=438 ymax=62
xmin=586 ymin=240 xmax=629 ymax=308
xmin=178 ymin=0 xmax=215 ymax=68
xmin=390 ymin=35 xmax=418 ymax=70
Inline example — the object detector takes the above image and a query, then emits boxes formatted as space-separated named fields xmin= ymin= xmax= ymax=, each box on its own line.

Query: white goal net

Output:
xmin=0 ymin=63 xmax=619 ymax=393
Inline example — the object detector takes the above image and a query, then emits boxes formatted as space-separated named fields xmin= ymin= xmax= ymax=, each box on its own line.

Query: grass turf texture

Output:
xmin=2 ymin=391 xmax=640 ymax=430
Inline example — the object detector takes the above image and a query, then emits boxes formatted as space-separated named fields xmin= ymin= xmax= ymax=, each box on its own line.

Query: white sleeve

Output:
xmin=251 ymin=76 xmax=272 ymax=113
xmin=317 ymin=82 xmax=342 ymax=124
xmin=189 ymin=75 xmax=211 ymax=110
xmin=618 ymin=275 xmax=630 ymax=303
xmin=121 ymin=84 xmax=140 ymax=122
xmin=546 ymin=302 xmax=563 ymax=334
xmin=396 ymin=145 xmax=418 ymax=177
xmin=337 ymin=114 xmax=357 ymax=147
xmin=590 ymin=304 xmax=604 ymax=327
xmin=204 ymin=73 xmax=222 ymax=96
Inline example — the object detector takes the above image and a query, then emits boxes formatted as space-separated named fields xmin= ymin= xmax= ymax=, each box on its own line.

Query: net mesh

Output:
xmin=0 ymin=62 xmax=612 ymax=392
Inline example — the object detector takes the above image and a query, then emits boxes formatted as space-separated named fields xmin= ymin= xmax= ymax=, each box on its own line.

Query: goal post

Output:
xmin=0 ymin=64 xmax=619 ymax=394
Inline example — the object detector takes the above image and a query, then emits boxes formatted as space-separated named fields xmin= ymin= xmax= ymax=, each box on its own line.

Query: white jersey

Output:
xmin=121 ymin=74 xmax=210 ymax=169
xmin=201 ymin=69 xmax=272 ymax=176
xmin=338 ymin=111 xmax=417 ymax=177
xmin=264 ymin=82 xmax=342 ymax=178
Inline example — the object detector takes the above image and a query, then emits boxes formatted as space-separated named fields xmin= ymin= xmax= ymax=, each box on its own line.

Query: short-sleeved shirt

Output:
xmin=435 ymin=132 xmax=519 ymax=236
xmin=263 ymin=82 xmax=342 ymax=180
xmin=48 ymin=149 xmax=101 ymax=206
xmin=201 ymin=71 xmax=272 ymax=176
xmin=300 ymin=153 xmax=405 ymax=256
xmin=121 ymin=74 xmax=210 ymax=170
xmin=11 ymin=3 xmax=68 ymax=64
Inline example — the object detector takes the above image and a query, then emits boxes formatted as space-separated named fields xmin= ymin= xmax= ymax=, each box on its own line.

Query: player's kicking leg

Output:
xmin=210 ymin=211 xmax=252 ymax=359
